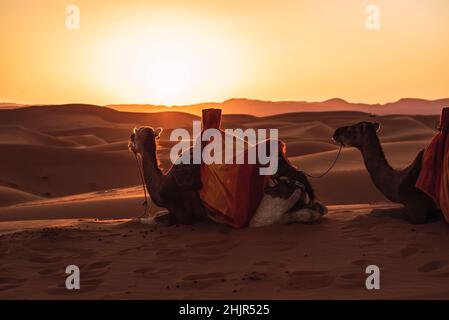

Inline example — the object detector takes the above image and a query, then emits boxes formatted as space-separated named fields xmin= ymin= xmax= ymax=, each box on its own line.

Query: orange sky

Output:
xmin=0 ymin=0 xmax=448 ymax=106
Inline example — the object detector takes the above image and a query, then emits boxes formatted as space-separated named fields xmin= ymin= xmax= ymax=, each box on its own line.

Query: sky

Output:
xmin=0 ymin=0 xmax=448 ymax=106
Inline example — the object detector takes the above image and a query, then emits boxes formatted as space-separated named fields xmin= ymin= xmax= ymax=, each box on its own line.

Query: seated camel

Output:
xmin=128 ymin=126 xmax=327 ymax=228
xmin=333 ymin=121 xmax=441 ymax=224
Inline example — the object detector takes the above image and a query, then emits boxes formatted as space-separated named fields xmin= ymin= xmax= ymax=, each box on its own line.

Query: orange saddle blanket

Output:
xmin=416 ymin=107 xmax=449 ymax=222
xmin=198 ymin=109 xmax=272 ymax=228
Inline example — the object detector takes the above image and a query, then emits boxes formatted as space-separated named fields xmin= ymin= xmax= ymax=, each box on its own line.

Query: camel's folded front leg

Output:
xmin=308 ymin=201 xmax=328 ymax=216
xmin=249 ymin=189 xmax=302 ymax=228
xmin=278 ymin=208 xmax=322 ymax=225
xmin=369 ymin=207 xmax=407 ymax=219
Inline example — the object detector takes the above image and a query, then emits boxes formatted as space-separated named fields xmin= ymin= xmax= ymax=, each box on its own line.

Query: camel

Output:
xmin=333 ymin=121 xmax=441 ymax=224
xmin=128 ymin=126 xmax=327 ymax=227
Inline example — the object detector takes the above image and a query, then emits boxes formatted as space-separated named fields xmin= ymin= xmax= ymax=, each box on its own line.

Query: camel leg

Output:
xmin=279 ymin=208 xmax=321 ymax=225
xmin=403 ymin=190 xmax=435 ymax=225
xmin=153 ymin=212 xmax=172 ymax=226
xmin=395 ymin=186 xmax=444 ymax=225
xmin=157 ymin=178 xmax=197 ymax=225
xmin=308 ymin=202 xmax=328 ymax=216
xmin=369 ymin=207 xmax=408 ymax=219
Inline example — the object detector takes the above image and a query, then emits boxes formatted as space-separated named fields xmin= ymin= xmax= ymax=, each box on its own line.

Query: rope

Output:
xmin=304 ymin=144 xmax=343 ymax=179
xmin=133 ymin=152 xmax=149 ymax=218
xmin=132 ymin=141 xmax=341 ymax=219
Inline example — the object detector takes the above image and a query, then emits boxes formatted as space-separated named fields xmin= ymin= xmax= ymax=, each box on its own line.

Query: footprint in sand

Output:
xmin=133 ymin=267 xmax=171 ymax=279
xmin=253 ymin=261 xmax=276 ymax=267
xmin=257 ymin=240 xmax=296 ymax=252
xmin=243 ymin=271 xmax=268 ymax=281
xmin=177 ymin=272 xmax=228 ymax=289
xmin=28 ymin=255 xmax=65 ymax=264
xmin=351 ymin=259 xmax=375 ymax=267
xmin=418 ymin=260 xmax=448 ymax=273
xmin=155 ymin=248 xmax=188 ymax=262
xmin=62 ymin=248 xmax=97 ymax=259
xmin=285 ymin=270 xmax=335 ymax=290
xmin=31 ymin=247 xmax=96 ymax=261
xmin=186 ymin=240 xmax=238 ymax=262
xmin=190 ymin=240 xmax=238 ymax=252
xmin=80 ymin=261 xmax=112 ymax=278
xmin=0 ymin=277 xmax=27 ymax=292
xmin=399 ymin=246 xmax=419 ymax=258
xmin=38 ymin=267 xmax=62 ymax=276
xmin=417 ymin=260 xmax=449 ymax=278
xmin=335 ymin=272 xmax=366 ymax=289
xmin=356 ymin=235 xmax=382 ymax=248
xmin=85 ymin=260 xmax=111 ymax=271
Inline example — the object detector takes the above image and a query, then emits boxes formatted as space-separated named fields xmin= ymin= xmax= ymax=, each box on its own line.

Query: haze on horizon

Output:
xmin=0 ymin=0 xmax=448 ymax=107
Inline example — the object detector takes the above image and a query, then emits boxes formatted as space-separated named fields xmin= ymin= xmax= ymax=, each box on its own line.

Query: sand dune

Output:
xmin=0 ymin=105 xmax=440 ymax=208
xmin=48 ymin=127 xmax=134 ymax=143
xmin=0 ymin=103 xmax=447 ymax=300
xmin=0 ymin=186 xmax=42 ymax=207
xmin=0 ymin=187 xmax=150 ymax=222
xmin=294 ymin=140 xmax=429 ymax=172
xmin=62 ymin=135 xmax=107 ymax=146
xmin=285 ymin=141 xmax=339 ymax=157
xmin=0 ymin=144 xmax=140 ymax=198
xmin=0 ymin=125 xmax=78 ymax=147
xmin=84 ymin=141 xmax=129 ymax=152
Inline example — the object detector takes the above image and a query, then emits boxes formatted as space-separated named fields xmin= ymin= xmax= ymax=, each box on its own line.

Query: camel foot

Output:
xmin=138 ymin=217 xmax=156 ymax=225
xmin=309 ymin=202 xmax=328 ymax=216
xmin=279 ymin=208 xmax=321 ymax=225
xmin=143 ymin=210 xmax=170 ymax=226
xmin=369 ymin=207 xmax=407 ymax=219
xmin=153 ymin=214 xmax=171 ymax=226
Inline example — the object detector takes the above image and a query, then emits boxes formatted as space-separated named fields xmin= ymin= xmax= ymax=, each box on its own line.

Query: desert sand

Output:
xmin=0 ymin=104 xmax=447 ymax=299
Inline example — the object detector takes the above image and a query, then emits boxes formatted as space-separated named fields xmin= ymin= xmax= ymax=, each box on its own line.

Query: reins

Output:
xmin=133 ymin=152 xmax=149 ymax=218
xmin=132 ymin=143 xmax=341 ymax=218
xmin=304 ymin=144 xmax=343 ymax=179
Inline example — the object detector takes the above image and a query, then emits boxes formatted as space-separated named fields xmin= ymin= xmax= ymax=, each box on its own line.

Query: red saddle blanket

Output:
xmin=199 ymin=109 xmax=274 ymax=228
xmin=416 ymin=107 xmax=449 ymax=222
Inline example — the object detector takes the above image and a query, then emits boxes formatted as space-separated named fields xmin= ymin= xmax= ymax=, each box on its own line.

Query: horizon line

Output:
xmin=2 ymin=96 xmax=449 ymax=108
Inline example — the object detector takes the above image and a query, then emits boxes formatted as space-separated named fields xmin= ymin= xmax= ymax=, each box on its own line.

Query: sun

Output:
xmin=93 ymin=21 xmax=244 ymax=106
xmin=144 ymin=55 xmax=196 ymax=105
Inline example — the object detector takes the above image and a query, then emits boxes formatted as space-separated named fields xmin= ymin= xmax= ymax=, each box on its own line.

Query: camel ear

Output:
xmin=360 ymin=122 xmax=368 ymax=133
xmin=373 ymin=122 xmax=380 ymax=132
xmin=154 ymin=127 xmax=163 ymax=138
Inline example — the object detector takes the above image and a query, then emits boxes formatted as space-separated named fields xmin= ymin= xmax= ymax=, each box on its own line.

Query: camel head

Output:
xmin=129 ymin=126 xmax=163 ymax=156
xmin=333 ymin=121 xmax=380 ymax=148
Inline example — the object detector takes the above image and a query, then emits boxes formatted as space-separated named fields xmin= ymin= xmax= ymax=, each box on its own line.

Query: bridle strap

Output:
xmin=304 ymin=144 xmax=343 ymax=179
xmin=133 ymin=152 xmax=149 ymax=218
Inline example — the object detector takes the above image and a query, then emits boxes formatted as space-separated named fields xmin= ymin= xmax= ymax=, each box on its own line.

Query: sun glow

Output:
xmin=93 ymin=21 xmax=245 ymax=105
xmin=1 ymin=1 xmax=449 ymax=105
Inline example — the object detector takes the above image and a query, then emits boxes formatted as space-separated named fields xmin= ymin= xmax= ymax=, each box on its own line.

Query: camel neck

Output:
xmin=142 ymin=150 xmax=162 ymax=173
xmin=141 ymin=150 xmax=164 ymax=206
xmin=358 ymin=134 xmax=400 ymax=202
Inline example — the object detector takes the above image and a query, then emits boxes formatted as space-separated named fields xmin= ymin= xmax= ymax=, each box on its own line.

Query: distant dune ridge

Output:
xmin=107 ymin=97 xmax=449 ymax=116
xmin=0 ymin=103 xmax=28 ymax=109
